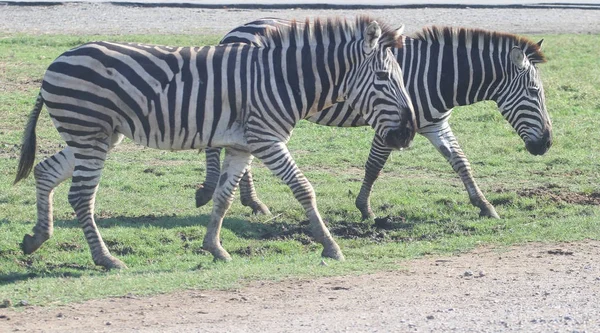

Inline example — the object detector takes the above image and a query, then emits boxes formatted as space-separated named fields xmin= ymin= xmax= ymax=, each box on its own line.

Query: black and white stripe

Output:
xmin=198 ymin=19 xmax=552 ymax=219
xmin=14 ymin=17 xmax=415 ymax=268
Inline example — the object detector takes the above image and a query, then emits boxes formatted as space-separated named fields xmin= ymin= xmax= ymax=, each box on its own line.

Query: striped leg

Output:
xmin=197 ymin=148 xmax=271 ymax=215
xmin=251 ymin=141 xmax=344 ymax=260
xmin=421 ymin=123 xmax=500 ymax=219
xmin=202 ymin=148 xmax=254 ymax=261
xmin=22 ymin=134 xmax=125 ymax=259
xmin=239 ymin=170 xmax=271 ymax=215
xmin=196 ymin=148 xmax=222 ymax=208
xmin=355 ymin=134 xmax=392 ymax=220
xmin=69 ymin=135 xmax=126 ymax=269
xmin=22 ymin=147 xmax=75 ymax=255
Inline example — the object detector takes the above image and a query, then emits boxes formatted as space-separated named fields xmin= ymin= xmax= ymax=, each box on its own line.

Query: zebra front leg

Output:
xmin=239 ymin=169 xmax=271 ymax=215
xmin=251 ymin=141 xmax=344 ymax=260
xmin=22 ymin=147 xmax=75 ymax=254
xmin=355 ymin=135 xmax=393 ymax=220
xmin=202 ymin=148 xmax=254 ymax=261
xmin=68 ymin=142 xmax=127 ymax=269
xmin=196 ymin=147 xmax=222 ymax=207
xmin=421 ymin=124 xmax=500 ymax=219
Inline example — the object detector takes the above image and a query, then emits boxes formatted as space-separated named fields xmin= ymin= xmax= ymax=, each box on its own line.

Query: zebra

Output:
xmin=195 ymin=18 xmax=552 ymax=219
xmin=13 ymin=17 xmax=416 ymax=269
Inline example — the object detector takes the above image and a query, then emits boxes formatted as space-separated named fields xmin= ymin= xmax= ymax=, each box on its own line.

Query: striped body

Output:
xmin=198 ymin=18 xmax=552 ymax=219
xmin=43 ymin=42 xmax=253 ymax=151
xmin=15 ymin=17 xmax=414 ymax=268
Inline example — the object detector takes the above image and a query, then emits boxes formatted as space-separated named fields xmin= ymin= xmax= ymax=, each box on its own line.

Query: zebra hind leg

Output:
xmin=239 ymin=169 xmax=271 ymax=215
xmin=196 ymin=148 xmax=222 ymax=207
xmin=251 ymin=141 xmax=344 ymax=261
xmin=68 ymin=140 xmax=127 ymax=269
xmin=22 ymin=147 xmax=75 ymax=254
xmin=202 ymin=148 xmax=254 ymax=261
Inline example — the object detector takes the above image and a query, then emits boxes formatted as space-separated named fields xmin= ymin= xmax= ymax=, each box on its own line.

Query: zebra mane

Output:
xmin=414 ymin=26 xmax=546 ymax=64
xmin=258 ymin=16 xmax=403 ymax=49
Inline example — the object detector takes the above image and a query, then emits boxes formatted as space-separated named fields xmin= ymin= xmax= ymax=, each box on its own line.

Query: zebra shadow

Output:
xmin=48 ymin=213 xmax=424 ymax=242
xmin=0 ymin=214 xmax=431 ymax=284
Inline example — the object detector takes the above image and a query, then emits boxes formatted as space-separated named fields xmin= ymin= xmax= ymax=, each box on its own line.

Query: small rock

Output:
xmin=106 ymin=321 xmax=112 ymax=326
xmin=547 ymin=249 xmax=573 ymax=256
xmin=426 ymin=315 xmax=435 ymax=320
xmin=463 ymin=270 xmax=474 ymax=277
xmin=18 ymin=300 xmax=29 ymax=307
xmin=478 ymin=271 xmax=486 ymax=277
xmin=57 ymin=313 xmax=64 ymax=318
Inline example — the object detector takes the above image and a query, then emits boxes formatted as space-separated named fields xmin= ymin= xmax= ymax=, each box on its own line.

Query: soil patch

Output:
xmin=517 ymin=187 xmax=600 ymax=205
xmin=495 ymin=185 xmax=600 ymax=206
xmin=2 ymin=241 xmax=599 ymax=332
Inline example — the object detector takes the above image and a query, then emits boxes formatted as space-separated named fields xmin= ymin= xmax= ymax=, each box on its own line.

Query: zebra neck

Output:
xmin=400 ymin=37 xmax=506 ymax=112
xmin=254 ymin=43 xmax=358 ymax=122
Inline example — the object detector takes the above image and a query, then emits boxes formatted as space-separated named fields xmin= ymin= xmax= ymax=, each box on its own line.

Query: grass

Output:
xmin=0 ymin=33 xmax=599 ymax=306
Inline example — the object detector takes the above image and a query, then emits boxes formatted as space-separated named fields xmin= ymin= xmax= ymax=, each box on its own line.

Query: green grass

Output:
xmin=1 ymin=33 xmax=599 ymax=306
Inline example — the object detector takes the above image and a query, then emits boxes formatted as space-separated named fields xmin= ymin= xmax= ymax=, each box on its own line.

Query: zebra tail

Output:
xmin=14 ymin=92 xmax=44 ymax=184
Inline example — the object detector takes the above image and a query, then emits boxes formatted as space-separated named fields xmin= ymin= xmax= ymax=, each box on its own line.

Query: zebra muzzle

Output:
xmin=384 ymin=125 xmax=414 ymax=149
xmin=525 ymin=127 xmax=552 ymax=156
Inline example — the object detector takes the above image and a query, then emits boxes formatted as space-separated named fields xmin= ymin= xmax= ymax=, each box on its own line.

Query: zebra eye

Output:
xmin=376 ymin=71 xmax=390 ymax=80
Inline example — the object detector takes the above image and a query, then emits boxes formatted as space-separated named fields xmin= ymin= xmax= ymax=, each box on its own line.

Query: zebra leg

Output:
xmin=355 ymin=135 xmax=393 ymax=220
xmin=196 ymin=148 xmax=221 ymax=207
xmin=68 ymin=139 xmax=127 ymax=269
xmin=421 ymin=124 xmax=500 ymax=219
xmin=22 ymin=134 xmax=125 ymax=256
xmin=202 ymin=148 xmax=254 ymax=261
xmin=22 ymin=147 xmax=75 ymax=255
xmin=239 ymin=169 xmax=271 ymax=215
xmin=251 ymin=141 xmax=344 ymax=260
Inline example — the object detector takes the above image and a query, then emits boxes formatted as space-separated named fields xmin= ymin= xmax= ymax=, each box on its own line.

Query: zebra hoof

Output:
xmin=479 ymin=206 xmax=500 ymax=219
xmin=96 ymin=256 xmax=128 ymax=270
xmin=251 ymin=202 xmax=271 ymax=215
xmin=321 ymin=241 xmax=345 ymax=261
xmin=204 ymin=243 xmax=232 ymax=262
xmin=212 ymin=251 xmax=233 ymax=262
xmin=360 ymin=209 xmax=375 ymax=221
xmin=195 ymin=184 xmax=215 ymax=208
xmin=21 ymin=233 xmax=46 ymax=255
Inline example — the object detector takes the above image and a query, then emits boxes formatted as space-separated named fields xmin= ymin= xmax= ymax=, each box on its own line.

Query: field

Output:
xmin=0 ymin=32 xmax=599 ymax=310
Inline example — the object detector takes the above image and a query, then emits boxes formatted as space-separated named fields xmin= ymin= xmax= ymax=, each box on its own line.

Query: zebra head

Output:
xmin=345 ymin=21 xmax=416 ymax=149
xmin=496 ymin=40 xmax=552 ymax=156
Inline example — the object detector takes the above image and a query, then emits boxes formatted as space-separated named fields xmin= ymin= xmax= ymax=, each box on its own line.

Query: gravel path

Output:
xmin=0 ymin=3 xmax=599 ymax=36
xmin=2 ymin=241 xmax=599 ymax=332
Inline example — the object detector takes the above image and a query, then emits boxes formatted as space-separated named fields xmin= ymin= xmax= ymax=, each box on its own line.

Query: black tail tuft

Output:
xmin=14 ymin=92 xmax=44 ymax=185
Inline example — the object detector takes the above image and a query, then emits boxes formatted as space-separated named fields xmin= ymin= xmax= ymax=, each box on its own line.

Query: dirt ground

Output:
xmin=1 ymin=241 xmax=598 ymax=332
xmin=0 ymin=3 xmax=599 ymax=36
xmin=1 ymin=3 xmax=600 ymax=332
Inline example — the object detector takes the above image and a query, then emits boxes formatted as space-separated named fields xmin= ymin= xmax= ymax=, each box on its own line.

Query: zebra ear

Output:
xmin=364 ymin=21 xmax=382 ymax=54
xmin=396 ymin=24 xmax=405 ymax=36
xmin=536 ymin=39 xmax=544 ymax=49
xmin=509 ymin=46 xmax=527 ymax=70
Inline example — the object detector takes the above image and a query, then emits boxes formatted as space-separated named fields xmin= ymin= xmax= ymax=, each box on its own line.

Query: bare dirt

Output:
xmin=1 ymin=241 xmax=599 ymax=332
xmin=0 ymin=3 xmax=599 ymax=36
xmin=1 ymin=3 xmax=600 ymax=333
